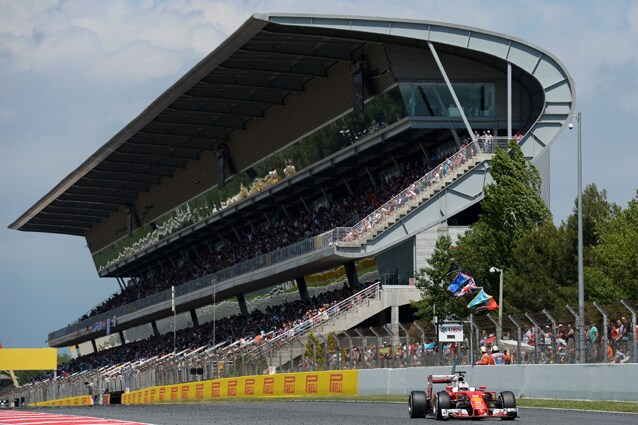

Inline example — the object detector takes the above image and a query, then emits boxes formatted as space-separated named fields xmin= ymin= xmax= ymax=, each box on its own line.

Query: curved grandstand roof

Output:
xmin=10 ymin=13 xmax=574 ymax=237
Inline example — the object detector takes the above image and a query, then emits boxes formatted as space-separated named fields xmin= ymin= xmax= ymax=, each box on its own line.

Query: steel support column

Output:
xmin=427 ymin=41 xmax=473 ymax=138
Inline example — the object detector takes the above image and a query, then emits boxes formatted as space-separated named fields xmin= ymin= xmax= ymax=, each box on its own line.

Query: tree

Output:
xmin=304 ymin=331 xmax=326 ymax=369
xmin=585 ymin=191 xmax=638 ymax=304
xmin=563 ymin=183 xmax=621 ymax=248
xmin=507 ymin=222 xmax=574 ymax=311
xmin=413 ymin=234 xmax=466 ymax=323
xmin=560 ymin=183 xmax=621 ymax=291
xmin=453 ymin=140 xmax=552 ymax=295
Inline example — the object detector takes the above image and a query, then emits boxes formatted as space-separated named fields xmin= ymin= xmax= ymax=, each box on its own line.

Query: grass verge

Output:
xmin=516 ymin=397 xmax=638 ymax=413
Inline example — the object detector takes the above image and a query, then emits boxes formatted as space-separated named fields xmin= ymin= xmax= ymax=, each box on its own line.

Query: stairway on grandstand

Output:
xmin=226 ymin=282 xmax=420 ymax=371
xmin=335 ymin=143 xmax=489 ymax=248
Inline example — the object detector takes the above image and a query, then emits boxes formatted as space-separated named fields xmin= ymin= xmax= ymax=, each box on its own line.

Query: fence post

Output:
xmin=412 ymin=322 xmax=426 ymax=367
xmin=474 ymin=320 xmax=481 ymax=361
xmin=508 ymin=315 xmax=523 ymax=364
xmin=565 ymin=304 xmax=581 ymax=363
xmin=342 ymin=331 xmax=354 ymax=369
xmin=524 ymin=313 xmax=540 ymax=364
xmin=310 ymin=338 xmax=317 ymax=371
xmin=369 ymin=327 xmax=382 ymax=369
xmin=398 ymin=323 xmax=410 ymax=367
xmin=485 ymin=313 xmax=498 ymax=331
xmin=620 ymin=300 xmax=637 ymax=363
xmin=383 ymin=324 xmax=396 ymax=369
xmin=542 ymin=309 xmax=558 ymax=364
xmin=485 ymin=313 xmax=500 ymax=354
xmin=354 ymin=329 xmax=368 ymax=369
xmin=318 ymin=334 xmax=330 ymax=371
xmin=277 ymin=340 xmax=284 ymax=373
xmin=295 ymin=337 xmax=306 ymax=372
xmin=468 ymin=314 xmax=475 ymax=366
xmin=592 ymin=302 xmax=609 ymax=363
xmin=286 ymin=340 xmax=294 ymax=373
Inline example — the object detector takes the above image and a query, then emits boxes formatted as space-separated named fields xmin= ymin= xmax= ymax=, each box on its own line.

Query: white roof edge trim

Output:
xmin=10 ymin=16 xmax=270 ymax=232
xmin=261 ymin=13 xmax=576 ymax=166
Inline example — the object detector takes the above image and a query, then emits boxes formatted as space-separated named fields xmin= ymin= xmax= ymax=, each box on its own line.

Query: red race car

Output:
xmin=408 ymin=371 xmax=517 ymax=420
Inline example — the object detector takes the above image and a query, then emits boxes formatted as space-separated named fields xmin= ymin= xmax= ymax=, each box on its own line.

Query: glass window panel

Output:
xmin=400 ymin=82 xmax=495 ymax=118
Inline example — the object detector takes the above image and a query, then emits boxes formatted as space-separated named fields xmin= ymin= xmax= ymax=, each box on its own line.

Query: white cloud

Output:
xmin=0 ymin=0 xmax=246 ymax=85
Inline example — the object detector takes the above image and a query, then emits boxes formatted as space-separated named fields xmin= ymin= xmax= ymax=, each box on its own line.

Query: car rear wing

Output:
xmin=428 ymin=374 xmax=456 ymax=384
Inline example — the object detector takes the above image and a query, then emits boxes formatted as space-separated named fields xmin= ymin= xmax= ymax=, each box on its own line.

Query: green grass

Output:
xmin=516 ymin=397 xmax=638 ymax=413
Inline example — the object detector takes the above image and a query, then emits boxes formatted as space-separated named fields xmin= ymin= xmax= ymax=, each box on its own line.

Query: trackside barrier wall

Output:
xmin=121 ymin=370 xmax=357 ymax=404
xmin=357 ymin=364 xmax=638 ymax=402
xmin=27 ymin=395 xmax=93 ymax=407
xmin=22 ymin=365 xmax=638 ymax=405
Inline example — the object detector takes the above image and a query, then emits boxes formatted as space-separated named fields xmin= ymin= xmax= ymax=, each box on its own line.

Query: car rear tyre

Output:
xmin=499 ymin=391 xmax=516 ymax=421
xmin=408 ymin=391 xmax=427 ymax=418
xmin=434 ymin=391 xmax=451 ymax=421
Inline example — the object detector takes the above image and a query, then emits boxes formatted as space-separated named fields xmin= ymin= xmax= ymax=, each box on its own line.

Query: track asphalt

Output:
xmin=4 ymin=401 xmax=637 ymax=425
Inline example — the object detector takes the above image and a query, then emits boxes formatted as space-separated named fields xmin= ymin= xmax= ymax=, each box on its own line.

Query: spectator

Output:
xmin=81 ymin=148 xmax=468 ymax=321
xmin=588 ymin=321 xmax=599 ymax=362
xmin=53 ymin=281 xmax=375 ymax=375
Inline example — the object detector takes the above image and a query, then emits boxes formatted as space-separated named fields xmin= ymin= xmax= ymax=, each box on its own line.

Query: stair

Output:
xmin=338 ymin=152 xmax=485 ymax=247
xmin=261 ymin=285 xmax=421 ymax=370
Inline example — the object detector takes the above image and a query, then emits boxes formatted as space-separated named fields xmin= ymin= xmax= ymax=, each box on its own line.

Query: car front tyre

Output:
xmin=434 ymin=391 xmax=451 ymax=421
xmin=499 ymin=391 xmax=517 ymax=421
xmin=408 ymin=390 xmax=427 ymax=418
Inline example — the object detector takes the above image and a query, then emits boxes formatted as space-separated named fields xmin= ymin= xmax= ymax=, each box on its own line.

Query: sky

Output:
xmin=1 ymin=0 xmax=637 ymax=350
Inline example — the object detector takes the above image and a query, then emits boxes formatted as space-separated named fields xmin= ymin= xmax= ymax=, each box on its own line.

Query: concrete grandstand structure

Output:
xmin=10 ymin=14 xmax=574 ymax=353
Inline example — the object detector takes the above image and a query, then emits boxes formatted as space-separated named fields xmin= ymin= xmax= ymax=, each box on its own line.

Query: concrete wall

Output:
xmin=358 ymin=364 xmax=638 ymax=401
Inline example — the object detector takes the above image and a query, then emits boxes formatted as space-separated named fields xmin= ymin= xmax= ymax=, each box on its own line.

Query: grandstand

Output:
xmin=10 ymin=13 xmax=574 ymax=363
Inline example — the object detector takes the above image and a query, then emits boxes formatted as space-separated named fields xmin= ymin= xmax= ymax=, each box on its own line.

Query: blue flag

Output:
xmin=447 ymin=272 xmax=472 ymax=293
xmin=467 ymin=289 xmax=492 ymax=309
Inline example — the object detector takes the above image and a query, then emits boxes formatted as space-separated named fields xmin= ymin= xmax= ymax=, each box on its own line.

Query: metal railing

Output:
xmin=333 ymin=139 xmax=484 ymax=245
xmin=243 ymin=282 xmax=380 ymax=356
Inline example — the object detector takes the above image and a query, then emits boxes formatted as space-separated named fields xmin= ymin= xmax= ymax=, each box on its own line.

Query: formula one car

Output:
xmin=408 ymin=371 xmax=517 ymax=420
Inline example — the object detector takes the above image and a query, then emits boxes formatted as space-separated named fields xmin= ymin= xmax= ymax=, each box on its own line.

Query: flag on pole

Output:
xmin=447 ymin=272 xmax=472 ymax=293
xmin=475 ymin=297 xmax=499 ymax=312
xmin=454 ymin=280 xmax=481 ymax=298
xmin=171 ymin=286 xmax=175 ymax=313
xmin=467 ymin=289 xmax=493 ymax=309
xmin=446 ymin=262 xmax=460 ymax=276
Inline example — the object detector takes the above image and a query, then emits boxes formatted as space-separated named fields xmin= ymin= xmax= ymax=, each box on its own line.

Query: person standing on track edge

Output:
xmin=476 ymin=346 xmax=491 ymax=365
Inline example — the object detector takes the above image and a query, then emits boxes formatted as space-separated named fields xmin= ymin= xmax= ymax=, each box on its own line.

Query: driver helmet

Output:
xmin=491 ymin=345 xmax=499 ymax=353
xmin=480 ymin=346 xmax=487 ymax=354
xmin=458 ymin=379 xmax=469 ymax=391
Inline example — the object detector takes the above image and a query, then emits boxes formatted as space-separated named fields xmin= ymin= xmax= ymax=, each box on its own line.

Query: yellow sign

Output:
xmin=0 ymin=348 xmax=57 ymax=370
xmin=28 ymin=395 xmax=93 ymax=407
xmin=121 ymin=370 xmax=358 ymax=404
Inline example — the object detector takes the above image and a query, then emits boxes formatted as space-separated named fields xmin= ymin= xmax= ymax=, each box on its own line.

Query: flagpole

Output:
xmin=490 ymin=267 xmax=504 ymax=346
xmin=172 ymin=285 xmax=176 ymax=354
xmin=212 ymin=276 xmax=216 ymax=347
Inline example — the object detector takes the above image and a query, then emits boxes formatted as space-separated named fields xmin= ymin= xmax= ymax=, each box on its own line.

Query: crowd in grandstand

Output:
xmin=80 ymin=147 xmax=457 ymax=321
xmin=62 ymin=281 xmax=371 ymax=375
